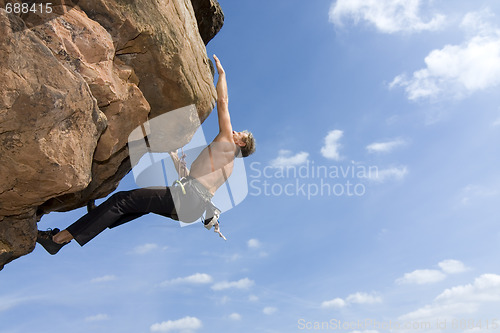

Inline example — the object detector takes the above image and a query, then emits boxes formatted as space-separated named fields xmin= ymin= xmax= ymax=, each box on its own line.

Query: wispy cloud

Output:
xmin=390 ymin=9 xmax=500 ymax=101
xmin=320 ymin=130 xmax=343 ymax=160
xmin=132 ymin=243 xmax=160 ymax=254
xmin=249 ymin=295 xmax=259 ymax=302
xmin=365 ymin=166 xmax=408 ymax=183
xmin=91 ymin=275 xmax=117 ymax=283
xmin=247 ymin=238 xmax=261 ymax=249
xmin=460 ymin=184 xmax=499 ymax=204
xmin=160 ymin=273 xmax=213 ymax=286
xmin=461 ymin=8 xmax=496 ymax=35
xmin=150 ymin=316 xmax=202 ymax=332
xmin=366 ymin=139 xmax=407 ymax=153
xmin=396 ymin=269 xmax=447 ymax=285
xmin=85 ymin=314 xmax=109 ymax=322
xmin=329 ymin=0 xmax=445 ymax=34
xmin=270 ymin=150 xmax=309 ymax=168
xmin=211 ymin=278 xmax=255 ymax=291
xmin=262 ymin=306 xmax=278 ymax=315
xmin=0 ymin=295 xmax=44 ymax=312
xmin=346 ymin=292 xmax=383 ymax=304
xmin=322 ymin=292 xmax=381 ymax=309
xmin=228 ymin=313 xmax=242 ymax=321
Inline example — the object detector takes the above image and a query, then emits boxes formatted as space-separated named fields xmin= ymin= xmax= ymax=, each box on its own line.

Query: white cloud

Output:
xmin=249 ymin=295 xmax=259 ymax=302
xmin=329 ymin=0 xmax=445 ymax=34
xmin=321 ymin=297 xmax=347 ymax=308
xmin=396 ymin=269 xmax=446 ymax=285
xmin=133 ymin=243 xmax=160 ymax=254
xmin=85 ymin=314 xmax=109 ymax=322
xmin=320 ymin=130 xmax=343 ymax=160
xmin=391 ymin=10 xmax=500 ymax=101
xmin=0 ymin=295 xmax=42 ymax=312
xmin=366 ymin=139 xmax=406 ymax=153
xmin=211 ymin=278 xmax=255 ymax=291
xmin=150 ymin=316 xmax=202 ymax=333
xmin=91 ymin=275 xmax=116 ymax=283
xmin=322 ymin=292 xmax=381 ymax=309
xmin=365 ymin=166 xmax=408 ymax=182
xmin=160 ymin=273 xmax=213 ymax=286
xmin=247 ymin=238 xmax=261 ymax=249
xmin=399 ymin=274 xmax=500 ymax=322
xmin=228 ymin=253 xmax=241 ymax=261
xmin=396 ymin=260 xmax=468 ymax=287
xmin=270 ymin=150 xmax=309 ymax=168
xmin=438 ymin=259 xmax=468 ymax=274
xmin=461 ymin=8 xmax=496 ymax=35
xmin=263 ymin=307 xmax=278 ymax=315
xmin=228 ymin=313 xmax=242 ymax=321
xmin=346 ymin=292 xmax=382 ymax=304
xmin=399 ymin=302 xmax=477 ymax=321
xmin=436 ymin=274 xmax=500 ymax=303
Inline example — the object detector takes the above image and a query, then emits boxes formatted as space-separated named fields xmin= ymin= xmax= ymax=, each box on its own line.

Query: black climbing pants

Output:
xmin=66 ymin=177 xmax=212 ymax=246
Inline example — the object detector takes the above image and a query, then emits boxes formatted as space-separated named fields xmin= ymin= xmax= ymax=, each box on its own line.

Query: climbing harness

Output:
xmin=173 ymin=179 xmax=187 ymax=195
xmin=172 ymin=148 xmax=226 ymax=241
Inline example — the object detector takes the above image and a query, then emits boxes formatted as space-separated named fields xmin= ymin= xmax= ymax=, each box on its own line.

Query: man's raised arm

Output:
xmin=213 ymin=55 xmax=232 ymax=138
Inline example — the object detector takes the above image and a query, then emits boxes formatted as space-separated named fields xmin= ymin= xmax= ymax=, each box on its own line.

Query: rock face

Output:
xmin=191 ymin=0 xmax=225 ymax=45
xmin=0 ymin=0 xmax=224 ymax=270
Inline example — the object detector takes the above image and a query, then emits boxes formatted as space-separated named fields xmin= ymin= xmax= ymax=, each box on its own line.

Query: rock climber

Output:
xmin=37 ymin=54 xmax=256 ymax=255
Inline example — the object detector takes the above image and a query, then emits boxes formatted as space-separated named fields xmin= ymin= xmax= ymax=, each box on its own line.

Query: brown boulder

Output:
xmin=0 ymin=0 xmax=223 ymax=270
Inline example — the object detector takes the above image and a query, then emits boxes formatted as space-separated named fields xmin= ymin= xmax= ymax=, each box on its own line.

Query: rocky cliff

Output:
xmin=0 ymin=0 xmax=224 ymax=270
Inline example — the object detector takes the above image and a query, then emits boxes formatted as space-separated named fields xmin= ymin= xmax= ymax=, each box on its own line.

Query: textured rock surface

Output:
xmin=0 ymin=0 xmax=223 ymax=270
xmin=77 ymin=0 xmax=216 ymax=121
xmin=0 ymin=11 xmax=107 ymax=216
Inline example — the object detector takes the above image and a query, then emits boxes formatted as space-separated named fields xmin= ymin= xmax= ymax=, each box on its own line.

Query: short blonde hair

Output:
xmin=240 ymin=130 xmax=255 ymax=157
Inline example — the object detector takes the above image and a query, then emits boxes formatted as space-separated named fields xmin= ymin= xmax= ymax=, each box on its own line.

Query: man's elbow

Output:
xmin=217 ymin=97 xmax=228 ymax=107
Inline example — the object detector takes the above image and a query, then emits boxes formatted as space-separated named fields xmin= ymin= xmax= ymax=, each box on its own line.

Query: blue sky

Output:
xmin=3 ymin=0 xmax=500 ymax=332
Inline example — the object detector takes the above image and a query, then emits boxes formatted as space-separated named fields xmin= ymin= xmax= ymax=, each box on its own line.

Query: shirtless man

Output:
xmin=37 ymin=55 xmax=256 ymax=255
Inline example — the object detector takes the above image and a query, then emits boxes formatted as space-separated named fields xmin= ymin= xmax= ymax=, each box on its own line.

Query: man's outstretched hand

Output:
xmin=213 ymin=54 xmax=225 ymax=75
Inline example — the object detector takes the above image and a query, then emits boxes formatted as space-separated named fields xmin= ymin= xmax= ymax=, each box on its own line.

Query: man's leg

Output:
xmin=51 ymin=187 xmax=177 ymax=247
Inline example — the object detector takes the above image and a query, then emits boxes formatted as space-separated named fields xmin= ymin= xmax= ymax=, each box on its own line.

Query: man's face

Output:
xmin=232 ymin=131 xmax=248 ymax=146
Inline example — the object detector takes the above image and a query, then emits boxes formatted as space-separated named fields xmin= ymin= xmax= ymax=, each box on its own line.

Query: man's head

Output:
xmin=233 ymin=130 xmax=256 ymax=157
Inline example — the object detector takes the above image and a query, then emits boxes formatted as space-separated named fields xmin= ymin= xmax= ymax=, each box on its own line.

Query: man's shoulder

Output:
xmin=212 ymin=132 xmax=234 ymax=143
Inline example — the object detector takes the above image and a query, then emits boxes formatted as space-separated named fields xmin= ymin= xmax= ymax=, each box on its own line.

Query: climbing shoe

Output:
xmin=203 ymin=211 xmax=226 ymax=241
xmin=36 ymin=228 xmax=68 ymax=255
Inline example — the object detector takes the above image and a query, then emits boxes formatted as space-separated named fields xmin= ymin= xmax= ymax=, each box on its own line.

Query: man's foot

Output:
xmin=203 ymin=211 xmax=226 ymax=241
xmin=36 ymin=229 xmax=69 ymax=255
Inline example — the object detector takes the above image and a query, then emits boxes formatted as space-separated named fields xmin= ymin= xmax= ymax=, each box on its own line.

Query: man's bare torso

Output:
xmin=189 ymin=141 xmax=236 ymax=195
